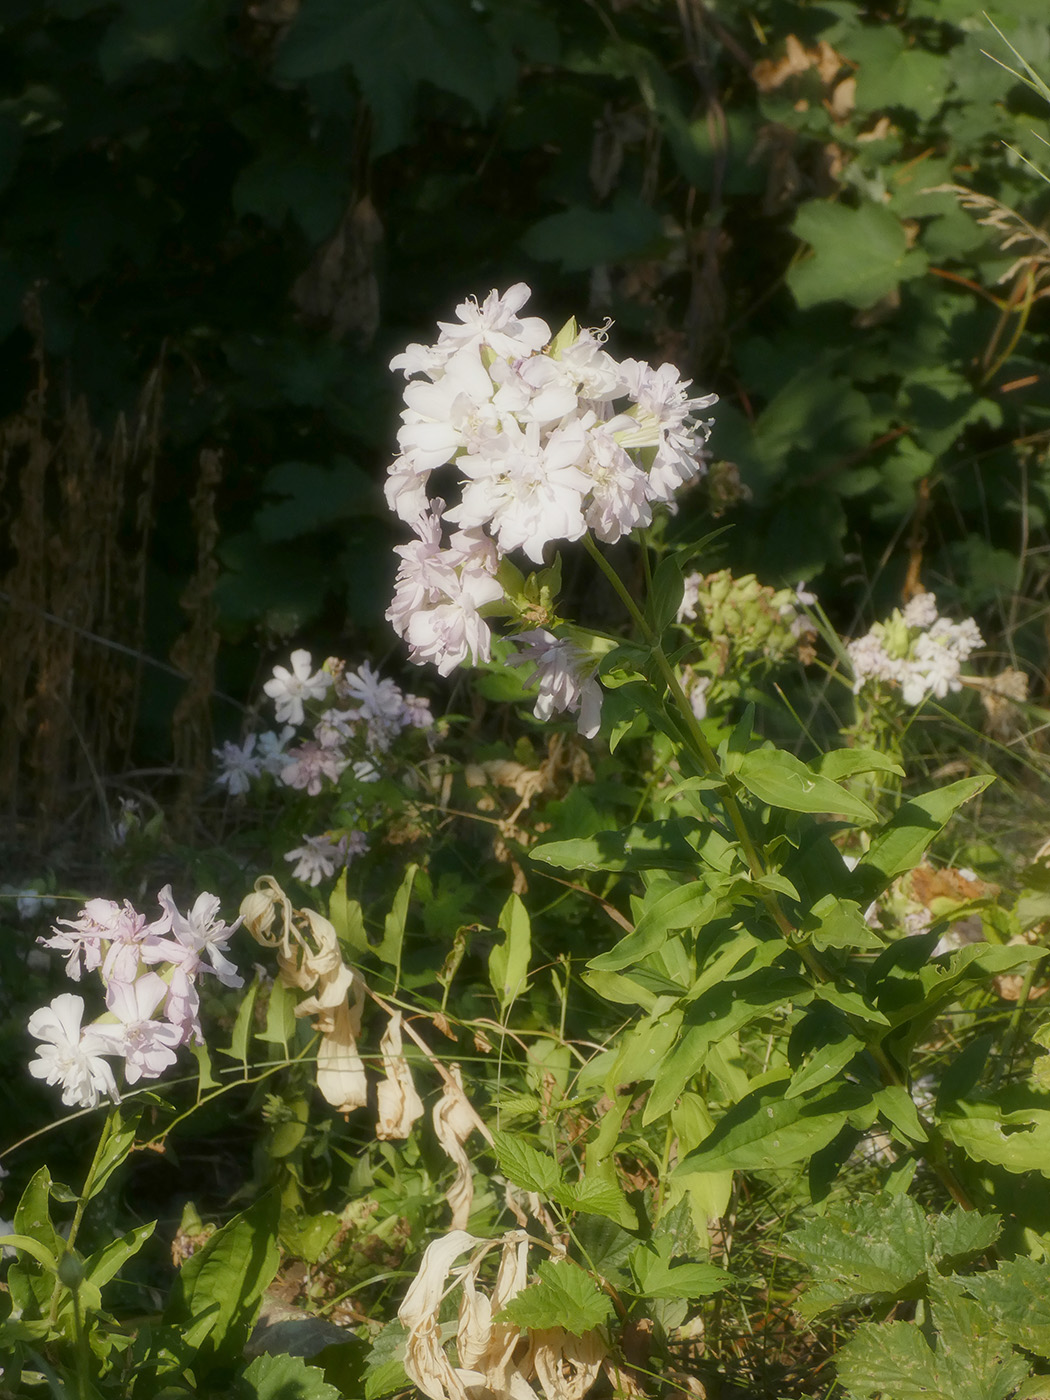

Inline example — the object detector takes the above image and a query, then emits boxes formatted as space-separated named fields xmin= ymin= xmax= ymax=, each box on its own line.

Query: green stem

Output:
xmin=992 ymin=960 xmax=1039 ymax=1092
xmin=48 ymin=1110 xmax=116 ymax=1326
xmin=585 ymin=531 xmax=977 ymax=1210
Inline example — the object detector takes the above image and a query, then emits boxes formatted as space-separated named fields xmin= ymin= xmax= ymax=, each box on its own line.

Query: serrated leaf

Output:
xmin=964 ymin=1256 xmax=1050 ymax=1361
xmin=275 ymin=0 xmax=512 ymax=154
xmin=492 ymin=1130 xmax=563 ymax=1196
xmin=788 ymin=201 xmax=928 ymax=311
xmin=235 ymin=1351 xmax=342 ymax=1399
xmin=363 ymin=1322 xmax=411 ymax=1399
xmin=931 ymin=1209 xmax=1000 ymax=1269
xmin=789 ymin=1194 xmax=932 ymax=1319
xmin=499 ymin=1260 xmax=613 ymax=1336
xmin=630 ymin=1239 xmax=730 ymax=1300
xmin=556 ymin=1176 xmax=629 ymax=1222
xmin=835 ymin=1316 xmax=1028 ymax=1400
xmin=521 ymin=194 xmax=664 ymax=273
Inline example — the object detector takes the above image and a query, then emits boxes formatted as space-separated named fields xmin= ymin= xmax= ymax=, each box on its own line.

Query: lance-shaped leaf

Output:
xmin=674 ymin=1075 xmax=874 ymax=1176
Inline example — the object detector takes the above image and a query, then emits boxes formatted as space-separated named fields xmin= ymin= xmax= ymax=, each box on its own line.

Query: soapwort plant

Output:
xmin=4 ymin=283 xmax=1050 ymax=1400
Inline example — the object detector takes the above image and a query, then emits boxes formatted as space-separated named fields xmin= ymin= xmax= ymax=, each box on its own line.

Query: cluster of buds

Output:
xmin=214 ymin=652 xmax=434 ymax=885
xmin=29 ymin=889 xmax=242 ymax=1109
xmin=677 ymin=569 xmax=816 ymax=715
xmin=385 ymin=283 xmax=716 ymax=736
xmin=847 ymin=592 xmax=983 ymax=707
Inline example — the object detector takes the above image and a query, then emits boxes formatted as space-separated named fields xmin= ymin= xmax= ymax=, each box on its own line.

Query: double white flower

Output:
xmin=386 ymin=283 xmax=717 ymax=735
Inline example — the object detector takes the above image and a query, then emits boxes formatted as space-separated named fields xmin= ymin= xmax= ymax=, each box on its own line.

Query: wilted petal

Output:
xmin=531 ymin=1329 xmax=607 ymax=1400
xmin=376 ymin=1011 xmax=425 ymax=1140
xmin=433 ymin=1065 xmax=485 ymax=1229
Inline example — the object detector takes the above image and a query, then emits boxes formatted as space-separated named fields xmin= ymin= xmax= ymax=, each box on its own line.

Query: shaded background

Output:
xmin=1 ymin=0 xmax=1048 ymax=841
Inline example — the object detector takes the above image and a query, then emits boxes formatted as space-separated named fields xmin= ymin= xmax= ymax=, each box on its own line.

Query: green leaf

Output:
xmin=329 ymin=873 xmax=369 ymax=958
xmin=14 ymin=1168 xmax=60 ymax=1263
xmin=82 ymin=1222 xmax=156 ymax=1293
xmin=587 ymin=881 xmax=715 ymax=973
xmin=363 ymin=1321 xmax=411 ymax=1399
xmin=257 ymin=977 xmax=297 ymax=1051
xmin=835 ymin=1315 xmax=1028 ymax=1400
xmin=630 ymin=1238 xmax=730 ymax=1300
xmin=233 ymin=158 xmax=348 ymax=245
xmin=531 ymin=820 xmax=701 ymax=876
xmin=86 ymin=1110 xmax=141 ymax=1199
xmin=674 ymin=1075 xmax=872 ymax=1176
xmin=219 ymin=975 xmax=260 ymax=1070
xmin=941 ymin=1102 xmax=1050 ymax=1178
xmin=787 ymin=201 xmax=928 ymax=311
xmin=736 ymin=748 xmax=877 ymax=822
xmin=964 ymin=1256 xmax=1050 ymax=1361
xmin=818 ymin=749 xmax=906 ymax=782
xmin=931 ymin=1209 xmax=1001 ymax=1270
xmin=491 ymin=1131 xmax=563 ymax=1196
xmin=855 ymin=777 xmax=994 ymax=901
xmin=789 ymin=1194 xmax=932 ymax=1319
xmin=647 ymin=555 xmax=685 ymax=636
xmin=163 ymin=1191 xmax=281 ymax=1371
xmin=874 ymin=1085 xmax=927 ymax=1144
xmin=234 ymin=1352 xmax=342 ymax=1400
xmin=520 ymin=193 xmax=665 ymax=273
xmin=254 ymin=460 xmax=377 ymax=540
xmin=855 ymin=45 xmax=950 ymax=122
xmin=805 ymin=896 xmax=884 ymax=952
xmin=499 ymin=1260 xmax=613 ymax=1336
xmin=645 ymin=959 xmax=810 ymax=1122
xmin=375 ymin=863 xmax=417 ymax=975
xmin=555 ymin=1176 xmax=629 ymax=1222
xmin=275 ymin=0 xmax=512 ymax=154
xmin=488 ymin=892 xmax=532 ymax=1011
xmin=786 ymin=1033 xmax=864 ymax=1100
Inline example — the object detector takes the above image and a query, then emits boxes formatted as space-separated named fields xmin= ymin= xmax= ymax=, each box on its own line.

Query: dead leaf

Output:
xmin=376 ymin=1011 xmax=425 ymax=1139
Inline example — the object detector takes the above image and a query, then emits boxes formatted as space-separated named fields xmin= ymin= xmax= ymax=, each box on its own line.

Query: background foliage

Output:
xmin=2 ymin=0 xmax=1048 ymax=787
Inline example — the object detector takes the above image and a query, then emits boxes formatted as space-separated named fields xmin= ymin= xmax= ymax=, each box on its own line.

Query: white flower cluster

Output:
xmin=847 ymin=592 xmax=983 ymax=706
xmin=30 ymin=887 xmax=241 ymax=1109
xmin=215 ymin=651 xmax=434 ymax=886
xmin=385 ymin=283 xmax=716 ymax=733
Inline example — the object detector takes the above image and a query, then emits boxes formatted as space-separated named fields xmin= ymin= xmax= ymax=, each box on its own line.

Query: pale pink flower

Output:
xmin=98 ymin=973 xmax=183 ymax=1084
xmin=448 ymin=418 xmax=591 ymax=564
xmin=28 ymin=993 xmax=120 ymax=1108
xmin=284 ymin=831 xmax=368 ymax=887
xmin=263 ymin=650 xmax=330 ymax=727
xmin=155 ymin=886 xmax=243 ymax=990
xmin=280 ymin=741 xmax=347 ymax=795
xmin=580 ymin=420 xmax=653 ymax=543
xmin=214 ymin=734 xmax=262 ymax=795
xmin=434 ymin=282 xmax=551 ymax=360
xmin=256 ymin=725 xmax=296 ymax=774
xmin=508 ymin=629 xmax=603 ymax=738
